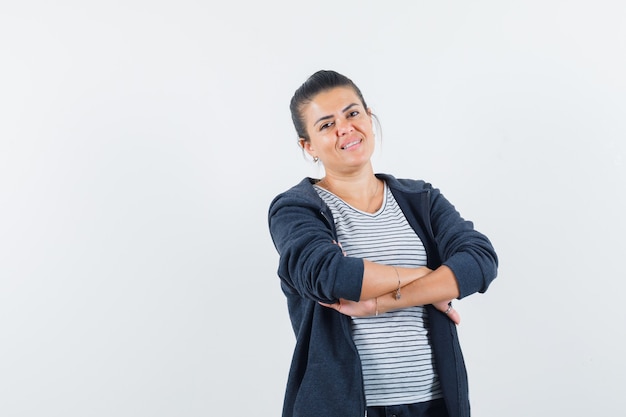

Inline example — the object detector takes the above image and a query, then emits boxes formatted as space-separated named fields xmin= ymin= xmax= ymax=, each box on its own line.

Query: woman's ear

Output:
xmin=300 ymin=138 xmax=315 ymax=158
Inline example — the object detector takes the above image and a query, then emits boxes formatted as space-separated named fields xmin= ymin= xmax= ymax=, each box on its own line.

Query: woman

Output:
xmin=268 ymin=70 xmax=498 ymax=417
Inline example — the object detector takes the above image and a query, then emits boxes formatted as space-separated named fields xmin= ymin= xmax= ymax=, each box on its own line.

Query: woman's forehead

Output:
xmin=305 ymin=87 xmax=362 ymax=114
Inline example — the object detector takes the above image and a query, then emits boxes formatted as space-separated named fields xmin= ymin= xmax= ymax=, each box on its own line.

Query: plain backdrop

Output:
xmin=1 ymin=1 xmax=625 ymax=416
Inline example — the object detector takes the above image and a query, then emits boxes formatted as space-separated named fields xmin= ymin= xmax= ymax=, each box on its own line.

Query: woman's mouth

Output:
xmin=341 ymin=139 xmax=362 ymax=150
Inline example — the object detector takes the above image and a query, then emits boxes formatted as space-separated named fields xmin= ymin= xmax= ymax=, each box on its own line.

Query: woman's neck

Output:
xmin=317 ymin=170 xmax=382 ymax=213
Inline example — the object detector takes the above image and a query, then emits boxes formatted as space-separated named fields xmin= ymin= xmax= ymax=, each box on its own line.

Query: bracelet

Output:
xmin=392 ymin=266 xmax=401 ymax=300
xmin=375 ymin=297 xmax=379 ymax=316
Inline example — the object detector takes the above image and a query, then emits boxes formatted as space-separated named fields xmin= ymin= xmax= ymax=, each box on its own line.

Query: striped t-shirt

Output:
xmin=314 ymin=181 xmax=442 ymax=406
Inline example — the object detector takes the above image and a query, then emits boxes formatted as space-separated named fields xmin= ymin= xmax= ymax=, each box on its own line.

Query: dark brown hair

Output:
xmin=289 ymin=70 xmax=368 ymax=142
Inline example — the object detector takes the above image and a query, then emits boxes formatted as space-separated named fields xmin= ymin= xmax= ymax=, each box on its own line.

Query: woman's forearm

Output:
xmin=360 ymin=260 xmax=431 ymax=300
xmin=376 ymin=265 xmax=460 ymax=314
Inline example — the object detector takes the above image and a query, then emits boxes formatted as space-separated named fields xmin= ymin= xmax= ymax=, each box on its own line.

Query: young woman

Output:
xmin=268 ymin=70 xmax=498 ymax=417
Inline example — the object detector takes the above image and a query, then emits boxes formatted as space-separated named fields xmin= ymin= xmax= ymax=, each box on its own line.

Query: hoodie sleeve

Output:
xmin=428 ymin=186 xmax=499 ymax=299
xmin=268 ymin=190 xmax=364 ymax=303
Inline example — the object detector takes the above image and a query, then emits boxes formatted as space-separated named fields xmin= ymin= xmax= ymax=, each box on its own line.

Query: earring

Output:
xmin=313 ymin=156 xmax=319 ymax=163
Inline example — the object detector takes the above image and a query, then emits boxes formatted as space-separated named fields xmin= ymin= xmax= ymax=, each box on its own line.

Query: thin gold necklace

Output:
xmin=364 ymin=179 xmax=380 ymax=212
xmin=320 ymin=178 xmax=380 ymax=213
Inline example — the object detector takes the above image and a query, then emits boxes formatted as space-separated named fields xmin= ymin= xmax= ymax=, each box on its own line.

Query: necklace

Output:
xmin=364 ymin=179 xmax=380 ymax=212
xmin=319 ymin=177 xmax=381 ymax=213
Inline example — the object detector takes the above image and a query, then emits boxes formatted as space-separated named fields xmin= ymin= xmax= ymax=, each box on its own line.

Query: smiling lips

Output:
xmin=340 ymin=139 xmax=362 ymax=150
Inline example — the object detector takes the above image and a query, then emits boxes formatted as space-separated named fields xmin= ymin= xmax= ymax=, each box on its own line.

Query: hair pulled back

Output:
xmin=289 ymin=70 xmax=368 ymax=142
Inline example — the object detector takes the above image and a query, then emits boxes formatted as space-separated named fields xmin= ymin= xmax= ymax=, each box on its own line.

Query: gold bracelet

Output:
xmin=375 ymin=297 xmax=379 ymax=316
xmin=392 ymin=266 xmax=401 ymax=300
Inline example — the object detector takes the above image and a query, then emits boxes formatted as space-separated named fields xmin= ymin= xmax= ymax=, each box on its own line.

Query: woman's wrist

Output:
xmin=396 ymin=266 xmax=432 ymax=285
xmin=376 ymin=291 xmax=399 ymax=314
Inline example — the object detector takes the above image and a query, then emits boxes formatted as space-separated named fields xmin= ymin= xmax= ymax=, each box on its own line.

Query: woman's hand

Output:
xmin=319 ymin=298 xmax=377 ymax=317
xmin=433 ymin=300 xmax=461 ymax=325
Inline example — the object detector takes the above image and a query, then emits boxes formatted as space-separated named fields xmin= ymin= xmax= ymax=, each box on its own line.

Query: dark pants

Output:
xmin=366 ymin=398 xmax=449 ymax=417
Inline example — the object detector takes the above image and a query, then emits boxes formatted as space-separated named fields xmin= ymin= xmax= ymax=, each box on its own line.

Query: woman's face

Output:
xmin=300 ymin=86 xmax=375 ymax=175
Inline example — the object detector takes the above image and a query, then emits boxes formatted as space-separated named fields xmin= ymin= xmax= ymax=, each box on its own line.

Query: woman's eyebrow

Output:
xmin=313 ymin=103 xmax=360 ymax=126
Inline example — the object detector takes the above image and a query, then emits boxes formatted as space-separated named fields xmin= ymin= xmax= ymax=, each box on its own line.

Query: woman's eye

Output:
xmin=348 ymin=110 xmax=359 ymax=118
xmin=320 ymin=122 xmax=333 ymax=131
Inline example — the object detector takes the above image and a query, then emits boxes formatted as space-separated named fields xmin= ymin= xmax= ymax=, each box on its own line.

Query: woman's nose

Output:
xmin=336 ymin=118 xmax=353 ymax=136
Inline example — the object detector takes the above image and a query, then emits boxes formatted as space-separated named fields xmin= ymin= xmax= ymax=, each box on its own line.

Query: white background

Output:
xmin=1 ymin=1 xmax=625 ymax=416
